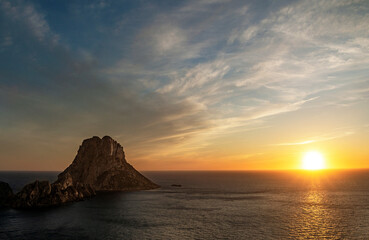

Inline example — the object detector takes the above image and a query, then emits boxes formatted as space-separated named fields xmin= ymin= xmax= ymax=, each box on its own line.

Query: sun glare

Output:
xmin=302 ymin=151 xmax=325 ymax=170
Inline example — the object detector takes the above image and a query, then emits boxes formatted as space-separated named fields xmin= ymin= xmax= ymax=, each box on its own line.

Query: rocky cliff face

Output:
xmin=56 ymin=136 xmax=158 ymax=191
xmin=0 ymin=136 xmax=159 ymax=208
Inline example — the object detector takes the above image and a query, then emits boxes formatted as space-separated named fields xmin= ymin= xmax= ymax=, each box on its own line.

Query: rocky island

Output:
xmin=0 ymin=136 xmax=159 ymax=208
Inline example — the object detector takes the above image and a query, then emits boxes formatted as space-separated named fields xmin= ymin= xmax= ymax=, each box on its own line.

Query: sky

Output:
xmin=0 ymin=0 xmax=368 ymax=171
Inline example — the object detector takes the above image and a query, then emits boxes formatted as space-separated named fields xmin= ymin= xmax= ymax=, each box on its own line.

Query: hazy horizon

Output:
xmin=1 ymin=0 xmax=368 ymax=171
xmin=2 ymin=164 xmax=369 ymax=172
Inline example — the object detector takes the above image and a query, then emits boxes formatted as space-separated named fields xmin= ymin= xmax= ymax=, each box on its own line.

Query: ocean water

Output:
xmin=1 ymin=170 xmax=369 ymax=239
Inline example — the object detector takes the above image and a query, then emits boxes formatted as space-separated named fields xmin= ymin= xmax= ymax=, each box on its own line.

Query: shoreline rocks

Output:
xmin=0 ymin=181 xmax=14 ymax=207
xmin=10 ymin=181 xmax=96 ymax=209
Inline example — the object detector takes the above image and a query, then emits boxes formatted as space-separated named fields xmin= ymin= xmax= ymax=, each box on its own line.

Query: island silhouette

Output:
xmin=0 ymin=136 xmax=159 ymax=208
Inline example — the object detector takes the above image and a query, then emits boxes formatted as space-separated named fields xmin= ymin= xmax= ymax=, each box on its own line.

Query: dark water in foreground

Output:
xmin=1 ymin=170 xmax=369 ymax=239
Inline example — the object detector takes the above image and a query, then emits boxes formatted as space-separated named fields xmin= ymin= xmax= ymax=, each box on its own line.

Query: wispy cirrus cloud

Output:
xmin=0 ymin=0 xmax=368 ymax=170
xmin=0 ymin=0 xmax=59 ymax=43
xmin=93 ymin=0 xmax=369 ymax=158
xmin=273 ymin=130 xmax=356 ymax=146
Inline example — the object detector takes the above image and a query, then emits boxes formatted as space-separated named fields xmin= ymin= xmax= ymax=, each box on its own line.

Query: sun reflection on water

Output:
xmin=289 ymin=174 xmax=342 ymax=239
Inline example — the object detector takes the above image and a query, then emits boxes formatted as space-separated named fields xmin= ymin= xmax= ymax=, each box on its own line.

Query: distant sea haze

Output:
xmin=1 ymin=170 xmax=369 ymax=239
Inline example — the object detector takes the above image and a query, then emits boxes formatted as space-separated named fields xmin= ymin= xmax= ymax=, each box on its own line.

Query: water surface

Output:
xmin=1 ymin=170 xmax=369 ymax=239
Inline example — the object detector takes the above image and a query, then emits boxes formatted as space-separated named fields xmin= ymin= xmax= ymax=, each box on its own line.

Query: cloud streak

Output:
xmin=273 ymin=130 xmax=356 ymax=146
xmin=0 ymin=0 xmax=368 ymax=170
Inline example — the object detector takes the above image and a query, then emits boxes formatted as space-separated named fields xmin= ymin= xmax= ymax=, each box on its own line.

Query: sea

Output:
xmin=1 ymin=170 xmax=369 ymax=239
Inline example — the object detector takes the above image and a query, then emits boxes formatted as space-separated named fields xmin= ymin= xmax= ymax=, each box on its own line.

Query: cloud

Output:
xmin=1 ymin=0 xmax=369 ymax=169
xmin=136 ymin=22 xmax=186 ymax=57
xmin=0 ymin=0 xmax=58 ymax=43
xmin=158 ymin=60 xmax=230 ymax=94
xmin=276 ymin=140 xmax=316 ymax=146
xmin=273 ymin=130 xmax=355 ymax=146
xmin=240 ymin=25 xmax=258 ymax=43
xmin=0 ymin=1 xmax=218 ymax=168
xmin=137 ymin=0 xmax=369 ymax=158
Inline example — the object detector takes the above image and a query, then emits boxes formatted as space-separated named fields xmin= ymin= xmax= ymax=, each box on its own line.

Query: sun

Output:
xmin=302 ymin=151 xmax=325 ymax=170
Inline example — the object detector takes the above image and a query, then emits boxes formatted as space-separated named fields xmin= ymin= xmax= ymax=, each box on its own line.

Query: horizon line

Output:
xmin=1 ymin=168 xmax=369 ymax=172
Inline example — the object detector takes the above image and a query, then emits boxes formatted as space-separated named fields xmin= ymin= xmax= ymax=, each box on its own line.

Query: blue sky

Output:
xmin=1 ymin=0 xmax=368 ymax=170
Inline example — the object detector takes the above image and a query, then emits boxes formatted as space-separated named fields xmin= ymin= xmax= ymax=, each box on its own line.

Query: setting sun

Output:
xmin=302 ymin=151 xmax=325 ymax=170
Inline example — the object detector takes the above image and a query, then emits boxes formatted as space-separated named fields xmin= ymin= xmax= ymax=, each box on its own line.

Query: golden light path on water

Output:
xmin=289 ymin=172 xmax=342 ymax=239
